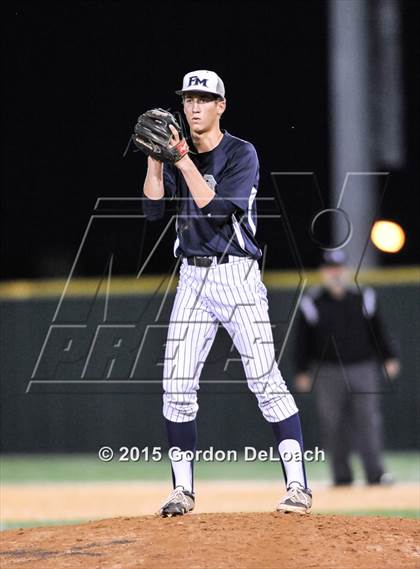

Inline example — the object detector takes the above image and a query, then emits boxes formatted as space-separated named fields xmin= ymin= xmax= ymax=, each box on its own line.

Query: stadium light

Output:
xmin=371 ymin=220 xmax=406 ymax=253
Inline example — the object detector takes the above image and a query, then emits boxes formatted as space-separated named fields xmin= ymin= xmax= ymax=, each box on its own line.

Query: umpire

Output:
xmin=294 ymin=250 xmax=400 ymax=485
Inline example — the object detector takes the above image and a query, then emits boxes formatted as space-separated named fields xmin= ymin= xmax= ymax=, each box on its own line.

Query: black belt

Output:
xmin=185 ymin=255 xmax=230 ymax=267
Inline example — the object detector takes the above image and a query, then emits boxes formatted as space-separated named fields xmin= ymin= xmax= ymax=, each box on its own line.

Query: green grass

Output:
xmin=1 ymin=511 xmax=419 ymax=532
xmin=326 ymin=510 xmax=419 ymax=519
xmin=0 ymin=451 xmax=419 ymax=483
xmin=1 ymin=510 xmax=418 ymax=532
xmin=0 ymin=519 xmax=87 ymax=531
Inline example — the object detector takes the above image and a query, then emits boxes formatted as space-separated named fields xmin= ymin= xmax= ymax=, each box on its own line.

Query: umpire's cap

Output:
xmin=176 ymin=70 xmax=225 ymax=99
xmin=320 ymin=250 xmax=348 ymax=267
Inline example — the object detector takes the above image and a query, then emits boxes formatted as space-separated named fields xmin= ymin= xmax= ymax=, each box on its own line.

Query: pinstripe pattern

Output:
xmin=163 ymin=256 xmax=298 ymax=423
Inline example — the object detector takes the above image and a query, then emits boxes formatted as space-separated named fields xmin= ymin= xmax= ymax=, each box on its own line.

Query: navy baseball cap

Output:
xmin=320 ymin=250 xmax=348 ymax=267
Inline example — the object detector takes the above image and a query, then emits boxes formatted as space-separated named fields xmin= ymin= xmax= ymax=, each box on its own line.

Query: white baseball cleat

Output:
xmin=277 ymin=482 xmax=312 ymax=514
xmin=157 ymin=486 xmax=195 ymax=517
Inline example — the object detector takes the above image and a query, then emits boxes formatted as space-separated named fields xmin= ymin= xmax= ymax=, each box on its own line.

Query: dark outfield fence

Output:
xmin=0 ymin=269 xmax=419 ymax=453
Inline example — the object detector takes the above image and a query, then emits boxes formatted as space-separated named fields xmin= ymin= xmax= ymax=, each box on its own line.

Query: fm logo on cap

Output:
xmin=188 ymin=76 xmax=208 ymax=88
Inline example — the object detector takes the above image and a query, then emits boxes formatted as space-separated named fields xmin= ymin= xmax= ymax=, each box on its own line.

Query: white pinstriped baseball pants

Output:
xmin=163 ymin=256 xmax=298 ymax=423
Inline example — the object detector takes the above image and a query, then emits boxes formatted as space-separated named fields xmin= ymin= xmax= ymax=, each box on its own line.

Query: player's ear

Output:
xmin=217 ymin=98 xmax=226 ymax=116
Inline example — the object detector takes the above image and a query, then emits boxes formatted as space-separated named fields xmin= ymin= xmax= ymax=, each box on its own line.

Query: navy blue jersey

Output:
xmin=142 ymin=131 xmax=263 ymax=260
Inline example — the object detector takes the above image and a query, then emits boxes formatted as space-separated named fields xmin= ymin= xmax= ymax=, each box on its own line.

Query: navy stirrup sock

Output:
xmin=271 ymin=412 xmax=308 ymax=489
xmin=165 ymin=419 xmax=197 ymax=493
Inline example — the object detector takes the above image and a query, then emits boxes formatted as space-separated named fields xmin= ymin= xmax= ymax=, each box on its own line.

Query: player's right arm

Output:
xmin=143 ymin=157 xmax=164 ymax=200
xmin=142 ymin=157 xmax=167 ymax=221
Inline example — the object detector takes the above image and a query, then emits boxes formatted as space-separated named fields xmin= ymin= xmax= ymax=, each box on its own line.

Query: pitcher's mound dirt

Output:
xmin=1 ymin=512 xmax=419 ymax=569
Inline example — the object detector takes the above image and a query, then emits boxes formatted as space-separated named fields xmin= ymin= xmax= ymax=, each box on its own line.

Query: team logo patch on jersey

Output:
xmin=204 ymin=174 xmax=217 ymax=191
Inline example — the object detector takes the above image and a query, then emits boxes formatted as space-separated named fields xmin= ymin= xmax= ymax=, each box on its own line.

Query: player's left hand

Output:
xmin=132 ymin=108 xmax=189 ymax=164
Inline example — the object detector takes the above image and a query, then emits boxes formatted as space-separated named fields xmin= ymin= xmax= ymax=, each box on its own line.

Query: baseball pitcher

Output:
xmin=135 ymin=70 xmax=312 ymax=516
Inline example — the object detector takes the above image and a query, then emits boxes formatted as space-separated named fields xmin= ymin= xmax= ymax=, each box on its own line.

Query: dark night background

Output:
xmin=3 ymin=1 xmax=419 ymax=280
xmin=1 ymin=2 xmax=419 ymax=459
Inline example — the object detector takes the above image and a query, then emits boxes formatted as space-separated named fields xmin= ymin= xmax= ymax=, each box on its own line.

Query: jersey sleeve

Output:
xmin=142 ymin=164 xmax=177 ymax=221
xmin=163 ymin=163 xmax=177 ymax=198
xmin=200 ymin=143 xmax=259 ymax=222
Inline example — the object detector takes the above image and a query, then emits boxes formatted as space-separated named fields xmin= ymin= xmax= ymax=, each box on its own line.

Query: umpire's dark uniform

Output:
xmin=294 ymin=256 xmax=397 ymax=485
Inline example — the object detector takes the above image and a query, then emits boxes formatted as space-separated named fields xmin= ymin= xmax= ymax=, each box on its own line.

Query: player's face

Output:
xmin=183 ymin=93 xmax=225 ymax=135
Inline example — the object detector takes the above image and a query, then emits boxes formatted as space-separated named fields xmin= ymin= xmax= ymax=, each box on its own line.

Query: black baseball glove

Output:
xmin=133 ymin=108 xmax=189 ymax=164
